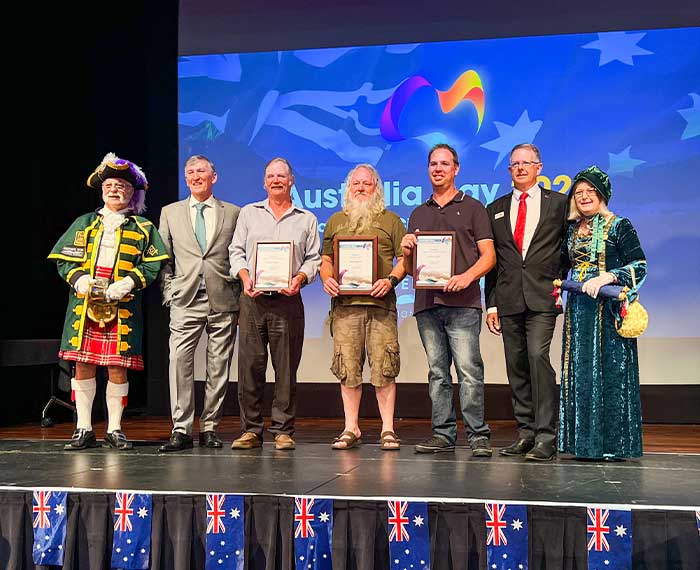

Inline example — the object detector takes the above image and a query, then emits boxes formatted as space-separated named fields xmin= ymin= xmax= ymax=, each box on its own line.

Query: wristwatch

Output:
xmin=387 ymin=275 xmax=400 ymax=288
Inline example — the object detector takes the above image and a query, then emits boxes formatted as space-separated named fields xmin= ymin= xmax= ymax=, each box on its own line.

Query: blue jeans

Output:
xmin=416 ymin=306 xmax=490 ymax=445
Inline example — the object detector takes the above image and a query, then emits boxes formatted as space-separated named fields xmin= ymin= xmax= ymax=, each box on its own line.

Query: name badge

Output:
xmin=494 ymin=211 xmax=505 ymax=220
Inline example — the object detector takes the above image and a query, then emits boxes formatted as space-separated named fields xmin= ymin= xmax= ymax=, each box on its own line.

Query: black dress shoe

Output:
xmin=64 ymin=428 xmax=99 ymax=451
xmin=499 ymin=438 xmax=535 ymax=456
xmin=158 ymin=432 xmax=193 ymax=453
xmin=524 ymin=442 xmax=556 ymax=462
xmin=199 ymin=431 xmax=222 ymax=448
xmin=104 ymin=430 xmax=133 ymax=450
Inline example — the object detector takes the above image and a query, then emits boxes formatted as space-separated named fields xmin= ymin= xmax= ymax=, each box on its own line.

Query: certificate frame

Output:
xmin=253 ymin=240 xmax=293 ymax=291
xmin=333 ymin=235 xmax=378 ymax=295
xmin=413 ymin=231 xmax=456 ymax=289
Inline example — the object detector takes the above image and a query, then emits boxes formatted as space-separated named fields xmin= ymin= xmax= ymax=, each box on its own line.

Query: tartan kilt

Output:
xmin=60 ymin=318 xmax=144 ymax=370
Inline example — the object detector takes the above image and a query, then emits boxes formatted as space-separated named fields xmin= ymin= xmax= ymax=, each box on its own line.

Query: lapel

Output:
xmin=527 ymin=186 xmax=553 ymax=253
xmin=205 ymin=198 xmax=225 ymax=251
xmin=179 ymin=199 xmax=201 ymax=251
xmin=503 ymin=193 xmax=514 ymax=238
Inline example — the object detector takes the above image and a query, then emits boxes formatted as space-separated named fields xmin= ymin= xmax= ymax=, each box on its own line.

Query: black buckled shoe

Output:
xmin=64 ymin=428 xmax=99 ymax=451
xmin=199 ymin=431 xmax=223 ymax=448
xmin=524 ymin=442 xmax=557 ymax=462
xmin=158 ymin=432 xmax=194 ymax=453
xmin=104 ymin=430 xmax=133 ymax=450
xmin=499 ymin=438 xmax=535 ymax=456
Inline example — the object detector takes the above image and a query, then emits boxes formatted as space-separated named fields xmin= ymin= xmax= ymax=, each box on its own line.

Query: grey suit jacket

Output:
xmin=159 ymin=197 xmax=242 ymax=313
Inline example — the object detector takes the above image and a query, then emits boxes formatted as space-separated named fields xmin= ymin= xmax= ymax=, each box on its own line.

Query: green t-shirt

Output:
xmin=322 ymin=209 xmax=406 ymax=310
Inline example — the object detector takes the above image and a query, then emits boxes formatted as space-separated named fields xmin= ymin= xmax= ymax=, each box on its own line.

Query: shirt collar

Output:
xmin=189 ymin=195 xmax=215 ymax=208
xmin=513 ymin=183 xmax=541 ymax=200
xmin=426 ymin=190 xmax=466 ymax=207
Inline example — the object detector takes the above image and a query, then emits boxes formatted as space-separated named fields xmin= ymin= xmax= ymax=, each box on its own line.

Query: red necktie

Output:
xmin=513 ymin=192 xmax=528 ymax=253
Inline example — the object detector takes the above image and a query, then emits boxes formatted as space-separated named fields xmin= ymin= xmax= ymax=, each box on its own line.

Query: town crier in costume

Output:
xmin=48 ymin=152 xmax=169 ymax=451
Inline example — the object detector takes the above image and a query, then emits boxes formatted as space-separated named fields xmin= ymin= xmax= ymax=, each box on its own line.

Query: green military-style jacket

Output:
xmin=48 ymin=212 xmax=169 ymax=357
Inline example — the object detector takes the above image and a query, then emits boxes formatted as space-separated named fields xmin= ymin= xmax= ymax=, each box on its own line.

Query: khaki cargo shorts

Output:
xmin=330 ymin=304 xmax=400 ymax=388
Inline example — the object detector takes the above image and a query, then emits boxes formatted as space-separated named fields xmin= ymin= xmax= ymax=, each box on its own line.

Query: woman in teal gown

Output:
xmin=558 ymin=166 xmax=647 ymax=460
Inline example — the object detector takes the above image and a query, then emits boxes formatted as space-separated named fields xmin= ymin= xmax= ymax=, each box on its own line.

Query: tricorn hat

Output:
xmin=571 ymin=165 xmax=611 ymax=203
xmin=87 ymin=152 xmax=149 ymax=191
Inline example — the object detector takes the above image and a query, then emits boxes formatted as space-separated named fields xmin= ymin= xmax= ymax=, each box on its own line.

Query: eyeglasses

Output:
xmin=573 ymin=188 xmax=598 ymax=199
xmin=508 ymin=161 xmax=540 ymax=169
xmin=102 ymin=182 xmax=130 ymax=192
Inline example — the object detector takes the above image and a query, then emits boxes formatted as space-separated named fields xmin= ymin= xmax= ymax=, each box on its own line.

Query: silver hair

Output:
xmin=128 ymin=188 xmax=146 ymax=214
xmin=509 ymin=143 xmax=541 ymax=162
xmin=185 ymin=154 xmax=216 ymax=173
xmin=264 ymin=157 xmax=294 ymax=178
xmin=343 ymin=164 xmax=385 ymax=231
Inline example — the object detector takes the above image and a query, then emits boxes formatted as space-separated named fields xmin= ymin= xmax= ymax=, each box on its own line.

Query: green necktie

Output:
xmin=194 ymin=202 xmax=207 ymax=252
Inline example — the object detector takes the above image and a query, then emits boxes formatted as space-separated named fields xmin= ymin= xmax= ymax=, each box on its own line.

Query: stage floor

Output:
xmin=2 ymin=438 xmax=698 ymax=510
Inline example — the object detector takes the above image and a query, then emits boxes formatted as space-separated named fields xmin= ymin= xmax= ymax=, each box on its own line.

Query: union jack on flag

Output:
xmin=205 ymin=493 xmax=244 ymax=570
xmin=207 ymin=493 xmax=227 ymax=534
xmin=387 ymin=500 xmax=430 ymax=570
xmin=31 ymin=489 xmax=67 ymax=566
xmin=388 ymin=500 xmax=410 ymax=542
xmin=111 ymin=492 xmax=152 ymax=570
xmin=295 ymin=497 xmax=316 ymax=538
xmin=294 ymin=496 xmax=333 ymax=570
xmin=586 ymin=507 xmax=632 ymax=570
xmin=484 ymin=502 xmax=528 ymax=570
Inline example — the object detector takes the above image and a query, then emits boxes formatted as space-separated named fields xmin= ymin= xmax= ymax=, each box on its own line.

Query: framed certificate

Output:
xmin=253 ymin=241 xmax=293 ymax=291
xmin=413 ymin=231 xmax=456 ymax=289
xmin=333 ymin=235 xmax=377 ymax=295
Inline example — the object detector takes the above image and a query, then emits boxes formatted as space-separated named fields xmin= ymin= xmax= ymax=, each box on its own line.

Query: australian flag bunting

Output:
xmin=387 ymin=500 xmax=430 ymax=570
xmin=294 ymin=496 xmax=333 ymax=570
xmin=586 ymin=507 xmax=632 ymax=570
xmin=485 ymin=502 xmax=528 ymax=570
xmin=111 ymin=492 xmax=152 ymax=570
xmin=32 ymin=489 xmax=68 ymax=566
xmin=205 ymin=493 xmax=245 ymax=570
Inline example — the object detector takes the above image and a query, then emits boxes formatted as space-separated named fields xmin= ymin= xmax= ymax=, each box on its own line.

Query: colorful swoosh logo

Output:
xmin=380 ymin=70 xmax=485 ymax=142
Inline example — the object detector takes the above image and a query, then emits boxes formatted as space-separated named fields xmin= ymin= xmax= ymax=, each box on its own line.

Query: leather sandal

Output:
xmin=380 ymin=430 xmax=401 ymax=451
xmin=331 ymin=430 xmax=361 ymax=450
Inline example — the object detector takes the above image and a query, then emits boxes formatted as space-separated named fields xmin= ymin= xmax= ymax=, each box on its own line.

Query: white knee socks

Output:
xmin=106 ymin=381 xmax=129 ymax=434
xmin=72 ymin=377 xmax=96 ymax=431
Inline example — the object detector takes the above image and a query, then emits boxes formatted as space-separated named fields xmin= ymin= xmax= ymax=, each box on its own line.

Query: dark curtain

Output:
xmin=1 ymin=492 xmax=698 ymax=569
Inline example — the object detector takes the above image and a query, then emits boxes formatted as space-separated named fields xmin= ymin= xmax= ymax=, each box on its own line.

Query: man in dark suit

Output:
xmin=484 ymin=144 xmax=568 ymax=461
xmin=157 ymin=155 xmax=241 ymax=452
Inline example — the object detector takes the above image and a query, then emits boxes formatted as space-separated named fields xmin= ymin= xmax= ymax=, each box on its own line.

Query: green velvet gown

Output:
xmin=558 ymin=215 xmax=647 ymax=459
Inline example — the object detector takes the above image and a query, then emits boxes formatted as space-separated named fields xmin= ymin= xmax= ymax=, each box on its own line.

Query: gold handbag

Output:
xmin=615 ymin=299 xmax=648 ymax=338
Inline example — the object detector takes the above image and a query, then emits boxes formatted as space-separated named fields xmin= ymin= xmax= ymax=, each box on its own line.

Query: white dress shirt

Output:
xmin=510 ymin=182 xmax=541 ymax=260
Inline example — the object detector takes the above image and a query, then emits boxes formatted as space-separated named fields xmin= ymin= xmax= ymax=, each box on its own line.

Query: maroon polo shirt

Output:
xmin=407 ymin=191 xmax=493 ymax=314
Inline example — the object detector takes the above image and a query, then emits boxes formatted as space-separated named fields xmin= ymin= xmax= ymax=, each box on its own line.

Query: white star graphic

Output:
xmin=230 ymin=507 xmax=241 ymax=519
xmin=678 ymin=93 xmax=700 ymax=140
xmin=481 ymin=110 xmax=543 ymax=168
xmin=608 ymin=146 xmax=645 ymax=178
xmin=138 ymin=506 xmax=148 ymax=518
xmin=319 ymin=511 xmax=330 ymax=523
xmin=582 ymin=32 xmax=653 ymax=66
xmin=604 ymin=560 xmax=610 ymax=565
xmin=511 ymin=518 xmax=523 ymax=531
xmin=126 ymin=538 xmax=132 ymax=545
xmin=615 ymin=524 xmax=628 ymax=537
xmin=54 ymin=504 xmax=65 ymax=515
xmin=413 ymin=515 xmax=424 ymax=527
xmin=405 ymin=548 xmax=410 ymax=555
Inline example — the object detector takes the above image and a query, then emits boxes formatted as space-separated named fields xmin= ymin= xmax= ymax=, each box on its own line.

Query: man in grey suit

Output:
xmin=158 ymin=155 xmax=241 ymax=452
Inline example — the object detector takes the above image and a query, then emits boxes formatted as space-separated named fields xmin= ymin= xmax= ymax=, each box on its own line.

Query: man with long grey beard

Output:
xmin=320 ymin=164 xmax=406 ymax=451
